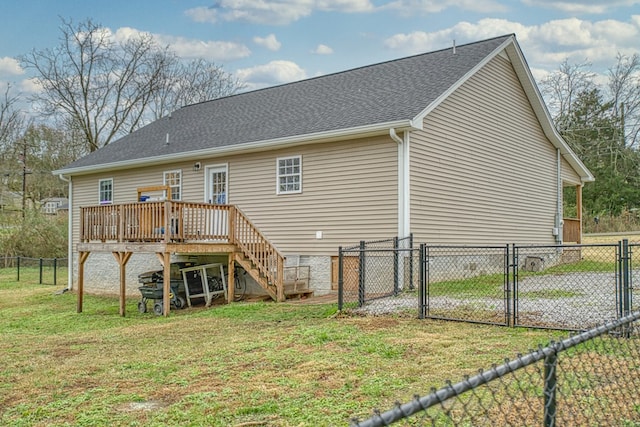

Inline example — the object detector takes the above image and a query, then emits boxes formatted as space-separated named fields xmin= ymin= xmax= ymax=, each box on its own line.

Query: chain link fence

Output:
xmin=514 ymin=243 xmax=620 ymax=330
xmin=338 ymin=236 xmax=420 ymax=317
xmin=351 ymin=310 xmax=640 ymax=426
xmin=338 ymin=238 xmax=637 ymax=330
xmin=0 ymin=256 xmax=68 ymax=286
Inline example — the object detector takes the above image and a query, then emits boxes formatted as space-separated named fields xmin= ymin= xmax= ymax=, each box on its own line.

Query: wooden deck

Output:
xmin=77 ymin=201 xmax=287 ymax=316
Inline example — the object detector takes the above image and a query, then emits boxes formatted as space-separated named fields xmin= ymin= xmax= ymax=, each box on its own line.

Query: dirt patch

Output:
xmin=119 ymin=400 xmax=168 ymax=412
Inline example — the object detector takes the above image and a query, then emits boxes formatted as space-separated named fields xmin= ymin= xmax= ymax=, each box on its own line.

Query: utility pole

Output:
xmin=19 ymin=138 xmax=31 ymax=219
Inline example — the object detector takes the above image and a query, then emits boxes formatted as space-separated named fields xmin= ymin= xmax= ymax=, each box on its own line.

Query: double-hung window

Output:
xmin=98 ymin=179 xmax=113 ymax=204
xmin=164 ymin=170 xmax=182 ymax=200
xmin=277 ymin=156 xmax=302 ymax=194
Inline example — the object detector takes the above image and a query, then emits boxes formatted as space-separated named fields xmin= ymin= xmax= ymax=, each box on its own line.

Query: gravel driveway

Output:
xmin=355 ymin=271 xmax=629 ymax=330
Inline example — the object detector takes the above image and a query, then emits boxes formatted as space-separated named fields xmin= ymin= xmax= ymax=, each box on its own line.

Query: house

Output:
xmin=54 ymin=34 xmax=593 ymax=316
xmin=41 ymin=197 xmax=69 ymax=215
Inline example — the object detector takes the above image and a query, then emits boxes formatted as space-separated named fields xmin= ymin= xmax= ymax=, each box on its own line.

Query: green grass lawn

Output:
xmin=0 ymin=273 xmax=567 ymax=426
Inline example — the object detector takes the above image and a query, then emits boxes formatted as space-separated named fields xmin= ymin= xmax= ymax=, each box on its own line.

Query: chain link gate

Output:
xmin=339 ymin=238 xmax=637 ymax=331
xmin=420 ymin=244 xmax=510 ymax=326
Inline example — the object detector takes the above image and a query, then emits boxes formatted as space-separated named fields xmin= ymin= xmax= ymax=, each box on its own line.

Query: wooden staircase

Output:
xmin=230 ymin=206 xmax=285 ymax=302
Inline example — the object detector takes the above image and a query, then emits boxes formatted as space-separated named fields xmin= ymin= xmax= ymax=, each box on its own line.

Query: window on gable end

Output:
xmin=277 ymin=156 xmax=302 ymax=194
xmin=164 ymin=170 xmax=182 ymax=200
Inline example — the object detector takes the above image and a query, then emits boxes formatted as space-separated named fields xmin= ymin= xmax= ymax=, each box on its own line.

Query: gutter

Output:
xmin=57 ymin=173 xmax=73 ymax=291
xmin=54 ymin=120 xmax=420 ymax=177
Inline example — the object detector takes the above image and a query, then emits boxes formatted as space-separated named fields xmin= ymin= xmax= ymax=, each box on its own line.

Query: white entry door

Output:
xmin=207 ymin=165 xmax=227 ymax=205
xmin=206 ymin=165 xmax=228 ymax=238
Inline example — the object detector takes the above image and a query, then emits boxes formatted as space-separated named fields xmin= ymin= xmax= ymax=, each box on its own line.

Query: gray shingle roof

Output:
xmin=59 ymin=35 xmax=512 ymax=172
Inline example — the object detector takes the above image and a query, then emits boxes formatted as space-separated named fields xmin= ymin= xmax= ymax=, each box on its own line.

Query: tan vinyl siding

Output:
xmin=410 ymin=54 xmax=559 ymax=245
xmin=70 ymin=136 xmax=398 ymax=256
xmin=561 ymin=156 xmax=581 ymax=185
xmin=229 ymin=136 xmax=398 ymax=255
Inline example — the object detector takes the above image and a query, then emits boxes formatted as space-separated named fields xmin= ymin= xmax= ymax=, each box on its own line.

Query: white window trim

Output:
xmin=276 ymin=155 xmax=302 ymax=195
xmin=98 ymin=178 xmax=114 ymax=205
xmin=163 ymin=169 xmax=182 ymax=201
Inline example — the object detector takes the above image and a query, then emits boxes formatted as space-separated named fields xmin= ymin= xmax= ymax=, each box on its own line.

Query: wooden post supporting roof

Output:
xmin=112 ymin=251 xmax=132 ymax=316
xmin=576 ymin=184 xmax=583 ymax=244
xmin=77 ymin=251 xmax=90 ymax=313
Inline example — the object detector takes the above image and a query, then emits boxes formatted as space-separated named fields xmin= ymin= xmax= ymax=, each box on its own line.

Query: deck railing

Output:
xmin=80 ymin=201 xmax=285 ymax=293
xmin=81 ymin=201 xmax=233 ymax=243
xmin=230 ymin=206 xmax=284 ymax=293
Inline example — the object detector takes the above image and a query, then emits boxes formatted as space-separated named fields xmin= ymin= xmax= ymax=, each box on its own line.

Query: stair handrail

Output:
xmin=229 ymin=206 xmax=285 ymax=300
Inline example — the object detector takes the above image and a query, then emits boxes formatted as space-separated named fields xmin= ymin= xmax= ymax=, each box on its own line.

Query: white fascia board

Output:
xmin=54 ymin=119 xmax=419 ymax=177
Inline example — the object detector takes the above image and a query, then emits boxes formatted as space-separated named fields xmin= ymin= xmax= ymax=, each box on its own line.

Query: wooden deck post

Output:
xmin=227 ymin=254 xmax=235 ymax=303
xmin=277 ymin=256 xmax=285 ymax=302
xmin=163 ymin=252 xmax=171 ymax=316
xmin=113 ymin=252 xmax=132 ymax=317
xmin=77 ymin=251 xmax=90 ymax=313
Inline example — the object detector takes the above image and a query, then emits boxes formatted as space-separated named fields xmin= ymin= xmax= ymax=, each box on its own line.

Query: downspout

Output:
xmin=555 ymin=149 xmax=562 ymax=244
xmin=390 ymin=128 xmax=405 ymax=239
xmin=58 ymin=173 xmax=73 ymax=291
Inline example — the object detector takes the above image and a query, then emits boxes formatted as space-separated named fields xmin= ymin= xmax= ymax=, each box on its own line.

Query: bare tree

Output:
xmin=540 ymin=59 xmax=596 ymax=130
xmin=607 ymin=53 xmax=640 ymax=148
xmin=19 ymin=18 xmax=174 ymax=152
xmin=150 ymin=57 xmax=244 ymax=120
xmin=0 ymin=83 xmax=23 ymax=148
xmin=20 ymin=18 xmax=242 ymax=153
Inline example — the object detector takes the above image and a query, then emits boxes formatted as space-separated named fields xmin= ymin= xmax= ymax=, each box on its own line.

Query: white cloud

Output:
xmin=383 ymin=16 xmax=640 ymax=72
xmin=383 ymin=19 xmax=528 ymax=54
xmin=236 ymin=60 xmax=307 ymax=90
xmin=381 ymin=0 xmax=506 ymax=15
xmin=521 ymin=0 xmax=640 ymax=14
xmin=312 ymin=44 xmax=334 ymax=55
xmin=19 ymin=77 xmax=41 ymax=94
xmin=184 ymin=6 xmax=219 ymax=23
xmin=112 ymin=26 xmax=251 ymax=62
xmin=0 ymin=57 xmax=24 ymax=77
xmin=185 ymin=0 xmax=375 ymax=25
xmin=254 ymin=34 xmax=281 ymax=51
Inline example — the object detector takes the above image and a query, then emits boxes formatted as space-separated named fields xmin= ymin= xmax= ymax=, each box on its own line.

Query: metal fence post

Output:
xmin=17 ymin=256 xmax=20 ymax=282
xmin=393 ymin=237 xmax=399 ymax=296
xmin=543 ymin=349 xmax=558 ymax=427
xmin=409 ymin=233 xmax=414 ymax=290
xmin=358 ymin=240 xmax=365 ymax=307
xmin=54 ymin=258 xmax=57 ymax=287
xmin=419 ymin=243 xmax=427 ymax=319
xmin=39 ymin=258 xmax=43 ymax=284
xmin=505 ymin=244 xmax=511 ymax=327
xmin=510 ymin=244 xmax=517 ymax=327
xmin=617 ymin=240 xmax=623 ymax=319
xmin=338 ymin=247 xmax=344 ymax=311
xmin=622 ymin=239 xmax=631 ymax=318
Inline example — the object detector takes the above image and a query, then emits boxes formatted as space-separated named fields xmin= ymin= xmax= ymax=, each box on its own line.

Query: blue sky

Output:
xmin=1 ymin=0 xmax=639 ymax=95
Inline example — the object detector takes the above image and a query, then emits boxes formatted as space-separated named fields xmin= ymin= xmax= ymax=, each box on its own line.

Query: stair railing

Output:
xmin=229 ymin=206 xmax=285 ymax=301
